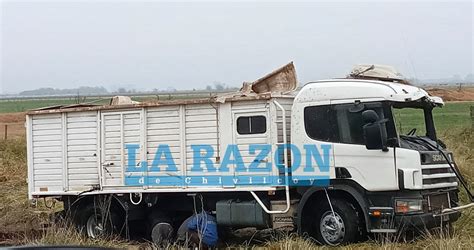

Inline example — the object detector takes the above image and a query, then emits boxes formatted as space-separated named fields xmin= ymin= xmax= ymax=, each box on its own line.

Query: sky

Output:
xmin=0 ymin=0 xmax=473 ymax=94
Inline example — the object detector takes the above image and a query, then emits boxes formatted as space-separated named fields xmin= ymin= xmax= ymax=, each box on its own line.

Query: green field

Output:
xmin=2 ymin=98 xmax=472 ymax=134
xmin=0 ymin=98 xmax=105 ymax=113
xmin=1 ymin=98 xmax=473 ymax=144
xmin=394 ymin=102 xmax=473 ymax=134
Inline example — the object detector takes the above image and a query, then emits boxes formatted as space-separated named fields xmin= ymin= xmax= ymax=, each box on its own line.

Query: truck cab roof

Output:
xmin=294 ymin=79 xmax=443 ymax=106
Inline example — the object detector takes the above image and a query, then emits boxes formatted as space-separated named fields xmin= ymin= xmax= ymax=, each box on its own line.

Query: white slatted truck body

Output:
xmin=26 ymin=80 xmax=470 ymax=245
xmin=28 ymin=95 xmax=294 ymax=194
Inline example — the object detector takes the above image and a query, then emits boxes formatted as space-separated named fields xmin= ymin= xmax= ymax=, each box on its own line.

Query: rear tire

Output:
xmin=311 ymin=198 xmax=361 ymax=245
xmin=151 ymin=222 xmax=174 ymax=246
xmin=74 ymin=203 xmax=123 ymax=238
xmin=148 ymin=211 xmax=174 ymax=246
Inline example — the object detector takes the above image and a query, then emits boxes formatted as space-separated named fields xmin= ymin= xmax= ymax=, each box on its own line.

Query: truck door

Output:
xmin=330 ymin=102 xmax=397 ymax=191
xmin=231 ymin=108 xmax=272 ymax=187
xmin=101 ymin=111 xmax=143 ymax=187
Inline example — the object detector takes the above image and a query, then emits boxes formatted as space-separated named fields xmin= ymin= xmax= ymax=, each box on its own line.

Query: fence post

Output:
xmin=471 ymin=106 xmax=474 ymax=129
xmin=3 ymin=124 xmax=7 ymax=140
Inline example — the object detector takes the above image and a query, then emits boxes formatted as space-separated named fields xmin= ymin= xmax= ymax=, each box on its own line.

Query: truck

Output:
xmin=26 ymin=63 xmax=473 ymax=246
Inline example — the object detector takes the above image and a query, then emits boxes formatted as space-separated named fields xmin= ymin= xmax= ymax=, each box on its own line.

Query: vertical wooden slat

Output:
xmin=179 ymin=105 xmax=186 ymax=188
xmin=141 ymin=108 xmax=147 ymax=189
xmin=97 ymin=111 xmax=103 ymax=190
xmin=62 ymin=113 xmax=68 ymax=191
xmin=120 ymin=113 xmax=124 ymax=186
xmin=26 ymin=115 xmax=34 ymax=199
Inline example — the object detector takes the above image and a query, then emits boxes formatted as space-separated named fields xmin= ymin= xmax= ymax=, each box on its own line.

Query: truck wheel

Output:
xmin=75 ymin=204 xmax=122 ymax=238
xmin=312 ymin=198 xmax=361 ymax=245
xmin=151 ymin=222 xmax=174 ymax=246
xmin=148 ymin=211 xmax=174 ymax=246
xmin=85 ymin=212 xmax=108 ymax=238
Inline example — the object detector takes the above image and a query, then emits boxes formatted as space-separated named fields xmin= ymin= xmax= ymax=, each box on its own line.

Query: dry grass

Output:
xmin=0 ymin=136 xmax=48 ymax=245
xmin=22 ymin=223 xmax=132 ymax=248
xmin=257 ymin=232 xmax=474 ymax=249
xmin=439 ymin=128 xmax=474 ymax=239
xmin=1 ymin=128 xmax=473 ymax=248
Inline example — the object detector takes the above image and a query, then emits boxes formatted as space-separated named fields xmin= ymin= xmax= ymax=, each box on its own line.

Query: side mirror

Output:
xmin=362 ymin=110 xmax=388 ymax=151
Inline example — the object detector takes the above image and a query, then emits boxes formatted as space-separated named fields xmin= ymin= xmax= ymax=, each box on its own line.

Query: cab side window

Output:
xmin=333 ymin=105 xmax=385 ymax=145
xmin=304 ymin=105 xmax=338 ymax=142
xmin=304 ymin=103 xmax=388 ymax=145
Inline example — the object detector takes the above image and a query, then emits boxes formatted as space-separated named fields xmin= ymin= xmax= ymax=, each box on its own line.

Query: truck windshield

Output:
xmin=393 ymin=107 xmax=434 ymax=136
xmin=392 ymin=99 xmax=442 ymax=150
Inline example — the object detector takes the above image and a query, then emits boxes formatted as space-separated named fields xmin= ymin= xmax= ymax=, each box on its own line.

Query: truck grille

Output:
xmin=425 ymin=193 xmax=451 ymax=213
xmin=421 ymin=164 xmax=458 ymax=189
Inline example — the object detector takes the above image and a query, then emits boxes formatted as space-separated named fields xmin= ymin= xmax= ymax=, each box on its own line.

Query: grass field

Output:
xmin=395 ymin=102 xmax=473 ymax=134
xmin=0 ymin=100 xmax=473 ymax=248
xmin=0 ymin=98 xmax=96 ymax=113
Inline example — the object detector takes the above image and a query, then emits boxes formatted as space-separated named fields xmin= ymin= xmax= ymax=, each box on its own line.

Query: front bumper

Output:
xmin=395 ymin=210 xmax=461 ymax=230
xmin=366 ymin=188 xmax=468 ymax=233
xmin=368 ymin=207 xmax=461 ymax=233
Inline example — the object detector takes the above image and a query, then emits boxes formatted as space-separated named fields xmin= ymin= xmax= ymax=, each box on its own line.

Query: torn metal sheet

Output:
xmin=110 ymin=95 xmax=140 ymax=105
xmin=348 ymin=64 xmax=410 ymax=84
xmin=251 ymin=62 xmax=298 ymax=94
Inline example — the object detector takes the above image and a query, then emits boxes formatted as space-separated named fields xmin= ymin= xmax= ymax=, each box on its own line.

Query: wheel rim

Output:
xmin=86 ymin=215 xmax=104 ymax=238
xmin=152 ymin=222 xmax=173 ymax=245
xmin=319 ymin=211 xmax=345 ymax=245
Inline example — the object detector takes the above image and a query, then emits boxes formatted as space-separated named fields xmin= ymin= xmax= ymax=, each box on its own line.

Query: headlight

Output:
xmin=395 ymin=199 xmax=423 ymax=214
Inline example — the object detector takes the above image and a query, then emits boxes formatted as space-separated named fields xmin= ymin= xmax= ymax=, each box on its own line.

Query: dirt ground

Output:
xmin=0 ymin=113 xmax=25 ymax=140
xmin=426 ymin=86 xmax=474 ymax=101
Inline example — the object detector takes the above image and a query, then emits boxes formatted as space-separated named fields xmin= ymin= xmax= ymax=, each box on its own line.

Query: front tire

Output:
xmin=311 ymin=198 xmax=361 ymax=245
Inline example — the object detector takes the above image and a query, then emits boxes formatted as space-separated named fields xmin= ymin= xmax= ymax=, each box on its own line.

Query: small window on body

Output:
xmin=237 ymin=116 xmax=267 ymax=134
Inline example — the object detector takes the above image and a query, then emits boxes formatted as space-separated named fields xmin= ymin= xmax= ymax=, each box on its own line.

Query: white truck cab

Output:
xmin=293 ymin=79 xmax=464 ymax=243
xmin=293 ymin=79 xmax=454 ymax=191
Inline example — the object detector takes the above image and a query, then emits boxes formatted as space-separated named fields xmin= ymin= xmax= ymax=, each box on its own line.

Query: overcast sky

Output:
xmin=0 ymin=0 xmax=472 ymax=94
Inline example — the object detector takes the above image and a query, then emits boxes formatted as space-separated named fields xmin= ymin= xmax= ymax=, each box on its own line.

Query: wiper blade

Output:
xmin=414 ymin=136 xmax=441 ymax=150
xmin=400 ymin=136 xmax=436 ymax=150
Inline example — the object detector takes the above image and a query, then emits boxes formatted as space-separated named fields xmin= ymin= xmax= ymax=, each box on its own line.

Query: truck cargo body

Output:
xmin=27 ymin=96 xmax=294 ymax=197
